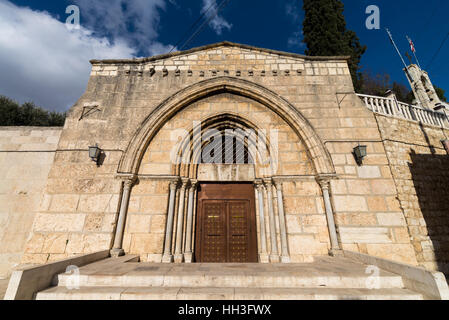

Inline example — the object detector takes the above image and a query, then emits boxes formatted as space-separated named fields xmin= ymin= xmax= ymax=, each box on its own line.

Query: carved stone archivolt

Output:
xmin=117 ymin=77 xmax=336 ymax=177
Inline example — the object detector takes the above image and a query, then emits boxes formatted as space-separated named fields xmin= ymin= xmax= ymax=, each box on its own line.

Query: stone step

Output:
xmin=57 ymin=272 xmax=405 ymax=289
xmin=36 ymin=286 xmax=424 ymax=300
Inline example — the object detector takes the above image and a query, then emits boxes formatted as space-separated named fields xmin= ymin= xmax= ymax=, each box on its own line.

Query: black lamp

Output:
xmin=89 ymin=144 xmax=102 ymax=164
xmin=353 ymin=145 xmax=367 ymax=165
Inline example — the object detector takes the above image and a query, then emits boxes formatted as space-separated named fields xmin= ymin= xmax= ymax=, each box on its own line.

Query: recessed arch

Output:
xmin=117 ymin=76 xmax=335 ymax=176
xmin=173 ymin=113 xmax=277 ymax=178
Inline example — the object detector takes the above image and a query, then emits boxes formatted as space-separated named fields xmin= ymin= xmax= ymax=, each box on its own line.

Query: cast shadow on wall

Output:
xmin=408 ymin=149 xmax=449 ymax=277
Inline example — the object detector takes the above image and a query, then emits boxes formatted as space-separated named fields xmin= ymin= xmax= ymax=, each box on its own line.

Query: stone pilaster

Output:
xmin=111 ymin=176 xmax=136 ymax=258
xmin=273 ymin=179 xmax=290 ymax=263
xmin=255 ymin=179 xmax=268 ymax=263
xmin=184 ymin=180 xmax=198 ymax=263
xmin=162 ymin=179 xmax=179 ymax=263
xmin=264 ymin=178 xmax=279 ymax=263
xmin=317 ymin=177 xmax=342 ymax=256
xmin=174 ymin=178 xmax=189 ymax=263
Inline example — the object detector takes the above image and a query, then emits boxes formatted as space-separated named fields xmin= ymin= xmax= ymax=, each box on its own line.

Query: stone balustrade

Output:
xmin=357 ymin=93 xmax=449 ymax=129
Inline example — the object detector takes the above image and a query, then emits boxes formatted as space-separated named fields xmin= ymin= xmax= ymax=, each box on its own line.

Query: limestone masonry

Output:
xmin=1 ymin=42 xmax=448 ymax=279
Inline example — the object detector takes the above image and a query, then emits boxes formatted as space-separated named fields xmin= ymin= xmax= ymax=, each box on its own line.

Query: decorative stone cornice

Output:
xmin=132 ymin=174 xmax=181 ymax=181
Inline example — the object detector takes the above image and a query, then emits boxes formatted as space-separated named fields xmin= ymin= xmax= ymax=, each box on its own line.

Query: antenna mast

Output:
xmin=386 ymin=28 xmax=413 ymax=82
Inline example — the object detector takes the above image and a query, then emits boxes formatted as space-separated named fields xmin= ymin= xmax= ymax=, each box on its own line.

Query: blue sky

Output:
xmin=0 ymin=0 xmax=448 ymax=111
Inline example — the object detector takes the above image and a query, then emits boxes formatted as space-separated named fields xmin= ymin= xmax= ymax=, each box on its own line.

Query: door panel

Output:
xmin=201 ymin=201 xmax=226 ymax=263
xmin=195 ymin=183 xmax=257 ymax=263
xmin=228 ymin=201 xmax=250 ymax=263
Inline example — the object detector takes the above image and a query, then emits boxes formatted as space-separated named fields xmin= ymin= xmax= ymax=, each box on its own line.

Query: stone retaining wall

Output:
xmin=0 ymin=127 xmax=62 ymax=278
xmin=376 ymin=114 xmax=449 ymax=277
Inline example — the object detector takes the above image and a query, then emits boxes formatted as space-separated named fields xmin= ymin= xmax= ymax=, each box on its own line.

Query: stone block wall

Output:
xmin=327 ymin=137 xmax=417 ymax=265
xmin=18 ymin=43 xmax=419 ymax=266
xmin=376 ymin=114 xmax=449 ymax=276
xmin=123 ymin=179 xmax=169 ymax=262
xmin=0 ymin=127 xmax=62 ymax=278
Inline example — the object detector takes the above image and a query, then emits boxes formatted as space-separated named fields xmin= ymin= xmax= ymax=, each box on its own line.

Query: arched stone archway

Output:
xmin=112 ymin=78 xmax=341 ymax=263
xmin=117 ymin=76 xmax=335 ymax=177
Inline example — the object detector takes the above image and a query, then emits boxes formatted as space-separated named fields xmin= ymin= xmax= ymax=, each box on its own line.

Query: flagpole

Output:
xmin=406 ymin=35 xmax=422 ymax=69
xmin=386 ymin=28 xmax=413 ymax=82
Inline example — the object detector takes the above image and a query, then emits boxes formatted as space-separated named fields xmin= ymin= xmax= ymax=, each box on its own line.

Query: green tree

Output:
xmin=392 ymin=82 xmax=414 ymax=104
xmin=435 ymin=86 xmax=447 ymax=102
xmin=0 ymin=95 xmax=66 ymax=126
xmin=359 ymin=71 xmax=415 ymax=104
xmin=302 ymin=0 xmax=367 ymax=90
xmin=359 ymin=71 xmax=391 ymax=97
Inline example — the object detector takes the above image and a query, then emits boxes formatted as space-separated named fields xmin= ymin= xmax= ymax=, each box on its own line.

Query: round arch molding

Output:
xmin=117 ymin=76 xmax=335 ymax=176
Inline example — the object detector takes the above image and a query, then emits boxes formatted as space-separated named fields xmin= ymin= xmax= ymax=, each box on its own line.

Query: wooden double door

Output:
xmin=195 ymin=183 xmax=258 ymax=263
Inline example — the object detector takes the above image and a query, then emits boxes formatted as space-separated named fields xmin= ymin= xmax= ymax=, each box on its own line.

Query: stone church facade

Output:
xmin=1 ymin=42 xmax=448 ymax=279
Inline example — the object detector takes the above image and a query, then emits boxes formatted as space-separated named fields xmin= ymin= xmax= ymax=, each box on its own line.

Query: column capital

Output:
xmin=272 ymin=178 xmax=283 ymax=189
xmin=169 ymin=180 xmax=179 ymax=191
xmin=254 ymin=179 xmax=264 ymax=188
xmin=316 ymin=174 xmax=337 ymax=190
xmin=263 ymin=178 xmax=273 ymax=186
xmin=190 ymin=179 xmax=199 ymax=190
xmin=180 ymin=177 xmax=190 ymax=189
xmin=317 ymin=178 xmax=330 ymax=190
xmin=123 ymin=176 xmax=137 ymax=189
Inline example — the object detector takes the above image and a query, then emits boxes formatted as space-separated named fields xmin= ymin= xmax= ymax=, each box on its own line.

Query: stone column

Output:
xmin=162 ymin=180 xmax=179 ymax=263
xmin=111 ymin=176 xmax=136 ymax=258
xmin=255 ymin=180 xmax=268 ymax=263
xmin=317 ymin=178 xmax=341 ymax=255
xmin=174 ymin=178 xmax=189 ymax=263
xmin=264 ymin=179 xmax=279 ymax=263
xmin=273 ymin=180 xmax=290 ymax=263
xmin=184 ymin=180 xmax=198 ymax=263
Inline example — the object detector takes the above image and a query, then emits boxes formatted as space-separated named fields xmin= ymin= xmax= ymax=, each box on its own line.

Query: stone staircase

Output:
xmin=35 ymin=255 xmax=424 ymax=300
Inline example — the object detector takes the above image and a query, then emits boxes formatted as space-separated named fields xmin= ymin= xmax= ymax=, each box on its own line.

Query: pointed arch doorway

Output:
xmin=194 ymin=126 xmax=259 ymax=263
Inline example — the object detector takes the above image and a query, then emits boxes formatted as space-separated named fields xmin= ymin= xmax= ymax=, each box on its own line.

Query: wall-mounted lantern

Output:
xmin=89 ymin=144 xmax=102 ymax=165
xmin=353 ymin=145 xmax=367 ymax=166
xmin=442 ymin=139 xmax=449 ymax=155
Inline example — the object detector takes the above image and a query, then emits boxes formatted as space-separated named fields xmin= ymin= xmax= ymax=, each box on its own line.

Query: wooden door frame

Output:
xmin=194 ymin=182 xmax=258 ymax=263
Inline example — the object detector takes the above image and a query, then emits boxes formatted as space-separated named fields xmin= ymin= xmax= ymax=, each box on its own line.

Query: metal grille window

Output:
xmin=201 ymin=134 xmax=253 ymax=164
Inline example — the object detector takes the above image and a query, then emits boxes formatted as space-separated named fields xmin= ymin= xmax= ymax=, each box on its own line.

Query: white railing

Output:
xmin=356 ymin=94 xmax=449 ymax=129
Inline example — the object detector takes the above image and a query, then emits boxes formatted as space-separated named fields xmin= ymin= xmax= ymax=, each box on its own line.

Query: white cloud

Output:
xmin=285 ymin=1 xmax=301 ymax=22
xmin=73 ymin=0 xmax=173 ymax=56
xmin=0 ymin=0 xmax=173 ymax=111
xmin=288 ymin=31 xmax=305 ymax=49
xmin=201 ymin=0 xmax=232 ymax=35
xmin=285 ymin=1 xmax=304 ymax=50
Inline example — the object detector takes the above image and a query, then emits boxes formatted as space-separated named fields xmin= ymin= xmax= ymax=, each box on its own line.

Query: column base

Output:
xmin=110 ymin=248 xmax=125 ymax=258
xmin=280 ymin=255 xmax=291 ymax=263
xmin=174 ymin=254 xmax=184 ymax=263
xmin=269 ymin=254 xmax=280 ymax=263
xmin=162 ymin=254 xmax=174 ymax=263
xmin=329 ymin=248 xmax=343 ymax=257
xmin=184 ymin=252 xmax=193 ymax=263
xmin=259 ymin=253 xmax=269 ymax=263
